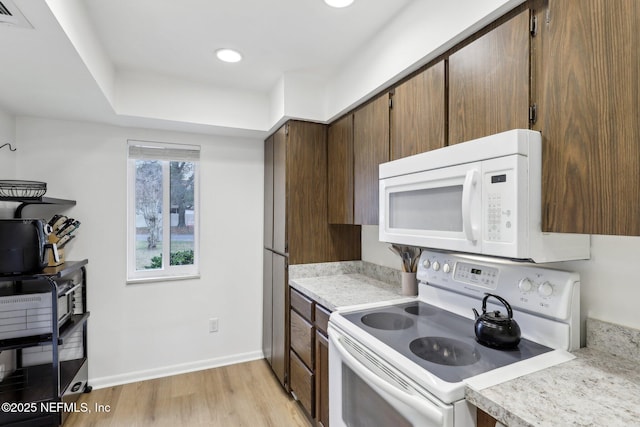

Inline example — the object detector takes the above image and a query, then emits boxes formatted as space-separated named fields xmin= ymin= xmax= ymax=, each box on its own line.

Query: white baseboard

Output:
xmin=89 ymin=350 xmax=265 ymax=389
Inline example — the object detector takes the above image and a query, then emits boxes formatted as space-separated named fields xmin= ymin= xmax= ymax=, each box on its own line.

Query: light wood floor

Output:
xmin=65 ymin=360 xmax=310 ymax=427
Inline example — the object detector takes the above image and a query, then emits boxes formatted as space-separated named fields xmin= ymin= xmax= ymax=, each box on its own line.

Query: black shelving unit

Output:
xmin=0 ymin=197 xmax=76 ymax=219
xmin=0 ymin=261 xmax=90 ymax=427
xmin=1 ymin=195 xmax=88 ymax=426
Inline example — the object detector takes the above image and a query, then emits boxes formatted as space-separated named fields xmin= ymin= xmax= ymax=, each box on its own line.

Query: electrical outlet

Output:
xmin=209 ymin=318 xmax=219 ymax=333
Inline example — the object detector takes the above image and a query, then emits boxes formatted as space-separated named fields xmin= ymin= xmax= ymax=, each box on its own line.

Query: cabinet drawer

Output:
xmin=290 ymin=287 xmax=314 ymax=321
xmin=314 ymin=304 xmax=331 ymax=336
xmin=290 ymin=309 xmax=314 ymax=367
xmin=290 ymin=350 xmax=314 ymax=417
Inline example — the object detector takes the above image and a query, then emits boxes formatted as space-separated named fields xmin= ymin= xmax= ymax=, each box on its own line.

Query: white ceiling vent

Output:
xmin=0 ymin=0 xmax=33 ymax=28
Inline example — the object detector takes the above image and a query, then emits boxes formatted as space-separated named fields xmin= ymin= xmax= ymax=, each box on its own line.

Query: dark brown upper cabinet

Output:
xmin=325 ymin=0 xmax=640 ymax=237
xmin=353 ymin=94 xmax=390 ymax=225
xmin=272 ymin=126 xmax=287 ymax=254
xmin=327 ymin=114 xmax=355 ymax=225
xmin=266 ymin=120 xmax=361 ymax=264
xmin=535 ymin=0 xmax=640 ymax=235
xmin=448 ymin=9 xmax=531 ymax=145
xmin=390 ymin=60 xmax=446 ymax=159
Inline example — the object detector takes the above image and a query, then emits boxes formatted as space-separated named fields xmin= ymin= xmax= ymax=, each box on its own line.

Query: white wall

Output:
xmin=0 ymin=108 xmax=17 ymax=181
xmin=559 ymin=236 xmax=640 ymax=332
xmin=45 ymin=0 xmax=116 ymax=105
xmin=15 ymin=116 xmax=265 ymax=387
xmin=0 ymin=108 xmax=18 ymax=220
xmin=115 ymin=70 xmax=271 ymax=133
xmin=0 ymin=108 xmax=16 ymax=374
xmin=362 ymin=227 xmax=640 ymax=335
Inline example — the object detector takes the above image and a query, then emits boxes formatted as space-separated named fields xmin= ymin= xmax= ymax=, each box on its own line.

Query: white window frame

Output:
xmin=126 ymin=140 xmax=200 ymax=283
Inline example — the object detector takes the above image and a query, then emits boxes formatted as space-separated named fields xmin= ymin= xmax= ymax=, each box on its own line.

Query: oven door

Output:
xmin=329 ymin=324 xmax=453 ymax=427
xmin=379 ymin=162 xmax=481 ymax=254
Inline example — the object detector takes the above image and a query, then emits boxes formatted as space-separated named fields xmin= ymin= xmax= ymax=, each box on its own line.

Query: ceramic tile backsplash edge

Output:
xmin=289 ymin=260 xmax=401 ymax=285
xmin=587 ymin=318 xmax=640 ymax=362
xmin=361 ymin=261 xmax=401 ymax=285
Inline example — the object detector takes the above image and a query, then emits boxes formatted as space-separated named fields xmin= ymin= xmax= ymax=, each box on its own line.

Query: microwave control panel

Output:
xmin=483 ymin=158 xmax=517 ymax=243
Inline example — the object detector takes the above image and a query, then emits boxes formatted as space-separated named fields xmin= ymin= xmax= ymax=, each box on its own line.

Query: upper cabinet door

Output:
xmin=390 ymin=61 xmax=446 ymax=159
xmin=264 ymin=135 xmax=274 ymax=248
xmin=272 ymin=125 xmax=287 ymax=254
xmin=353 ymin=94 xmax=390 ymax=225
xmin=286 ymin=121 xmax=331 ymax=264
xmin=327 ymin=114 xmax=354 ymax=225
xmin=448 ymin=9 xmax=531 ymax=145
xmin=538 ymin=0 xmax=640 ymax=235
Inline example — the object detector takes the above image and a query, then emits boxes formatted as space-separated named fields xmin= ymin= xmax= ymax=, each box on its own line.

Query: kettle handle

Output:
xmin=481 ymin=293 xmax=514 ymax=319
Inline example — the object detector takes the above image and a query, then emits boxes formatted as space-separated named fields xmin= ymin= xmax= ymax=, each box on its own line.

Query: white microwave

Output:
xmin=379 ymin=129 xmax=590 ymax=263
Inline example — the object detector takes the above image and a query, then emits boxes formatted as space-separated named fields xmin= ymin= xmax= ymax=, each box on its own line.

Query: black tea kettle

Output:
xmin=472 ymin=293 xmax=521 ymax=349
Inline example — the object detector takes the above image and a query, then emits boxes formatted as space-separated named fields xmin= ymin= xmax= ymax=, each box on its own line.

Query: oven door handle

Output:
xmin=329 ymin=328 xmax=445 ymax=425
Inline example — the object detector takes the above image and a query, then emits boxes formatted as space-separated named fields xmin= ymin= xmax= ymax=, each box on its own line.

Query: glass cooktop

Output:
xmin=341 ymin=300 xmax=552 ymax=383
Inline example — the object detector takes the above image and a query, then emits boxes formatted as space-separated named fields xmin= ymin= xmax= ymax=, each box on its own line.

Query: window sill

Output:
xmin=127 ymin=274 xmax=201 ymax=285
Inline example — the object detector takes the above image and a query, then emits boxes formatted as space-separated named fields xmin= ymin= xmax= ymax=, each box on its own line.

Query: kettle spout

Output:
xmin=472 ymin=308 xmax=479 ymax=319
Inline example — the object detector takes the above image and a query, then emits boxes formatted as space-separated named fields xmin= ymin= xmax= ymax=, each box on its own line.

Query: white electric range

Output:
xmin=328 ymin=249 xmax=580 ymax=427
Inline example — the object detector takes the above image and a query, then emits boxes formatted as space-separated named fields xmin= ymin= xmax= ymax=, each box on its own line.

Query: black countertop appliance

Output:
xmin=0 ymin=219 xmax=49 ymax=274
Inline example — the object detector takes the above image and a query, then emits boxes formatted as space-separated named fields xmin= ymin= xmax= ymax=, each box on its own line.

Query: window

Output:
xmin=127 ymin=140 xmax=200 ymax=282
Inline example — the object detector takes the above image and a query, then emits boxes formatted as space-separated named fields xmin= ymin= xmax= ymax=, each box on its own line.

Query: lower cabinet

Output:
xmin=290 ymin=309 xmax=314 ymax=368
xmin=314 ymin=306 xmax=330 ymax=427
xmin=476 ymin=409 xmax=498 ymax=427
xmin=290 ymin=350 xmax=314 ymax=416
xmin=289 ymin=288 xmax=315 ymax=419
xmin=289 ymin=287 xmax=331 ymax=426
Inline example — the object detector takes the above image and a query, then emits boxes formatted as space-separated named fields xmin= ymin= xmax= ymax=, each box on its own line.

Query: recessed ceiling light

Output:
xmin=324 ymin=0 xmax=354 ymax=8
xmin=215 ymin=48 xmax=243 ymax=63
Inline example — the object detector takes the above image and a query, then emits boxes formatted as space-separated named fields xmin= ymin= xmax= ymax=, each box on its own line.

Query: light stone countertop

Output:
xmin=288 ymin=261 xmax=406 ymax=311
xmin=466 ymin=318 xmax=640 ymax=426
xmin=290 ymin=273 xmax=407 ymax=311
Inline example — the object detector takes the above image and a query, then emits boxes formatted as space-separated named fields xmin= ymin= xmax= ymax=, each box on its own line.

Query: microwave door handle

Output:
xmin=462 ymin=169 xmax=479 ymax=243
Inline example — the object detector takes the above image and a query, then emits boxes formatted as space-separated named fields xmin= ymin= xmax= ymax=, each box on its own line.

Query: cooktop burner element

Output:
xmin=342 ymin=301 xmax=553 ymax=383
xmin=361 ymin=312 xmax=414 ymax=330
xmin=404 ymin=302 xmax=438 ymax=317
xmin=410 ymin=336 xmax=480 ymax=366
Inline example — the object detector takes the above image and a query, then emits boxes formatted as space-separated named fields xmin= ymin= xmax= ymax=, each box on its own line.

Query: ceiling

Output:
xmin=0 ymin=0 xmax=521 ymax=137
xmin=83 ymin=0 xmax=412 ymax=93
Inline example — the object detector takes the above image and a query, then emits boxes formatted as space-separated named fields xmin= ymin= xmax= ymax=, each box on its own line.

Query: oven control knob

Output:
xmin=443 ymin=263 xmax=451 ymax=274
xmin=432 ymin=261 xmax=440 ymax=271
xmin=538 ymin=281 xmax=553 ymax=297
xmin=518 ymin=278 xmax=533 ymax=292
xmin=422 ymin=259 xmax=431 ymax=269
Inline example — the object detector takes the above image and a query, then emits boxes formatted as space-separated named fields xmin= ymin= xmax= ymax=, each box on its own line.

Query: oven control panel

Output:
xmin=417 ymin=250 xmax=580 ymax=321
xmin=453 ymin=261 xmax=500 ymax=289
